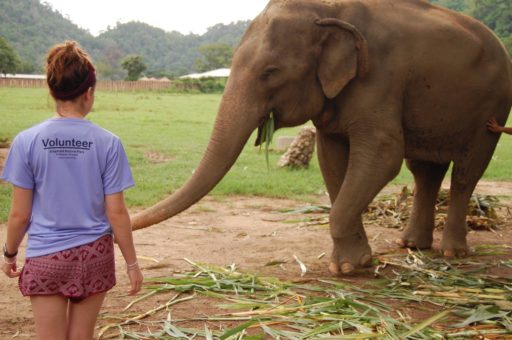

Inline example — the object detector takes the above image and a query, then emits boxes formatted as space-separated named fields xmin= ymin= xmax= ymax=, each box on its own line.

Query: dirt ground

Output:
xmin=0 ymin=146 xmax=511 ymax=338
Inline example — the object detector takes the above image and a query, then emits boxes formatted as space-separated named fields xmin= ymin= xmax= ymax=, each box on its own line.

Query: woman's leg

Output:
xmin=67 ymin=291 xmax=107 ymax=340
xmin=30 ymin=295 xmax=68 ymax=340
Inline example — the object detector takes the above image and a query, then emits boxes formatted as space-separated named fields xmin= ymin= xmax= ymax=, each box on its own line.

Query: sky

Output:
xmin=43 ymin=0 xmax=270 ymax=36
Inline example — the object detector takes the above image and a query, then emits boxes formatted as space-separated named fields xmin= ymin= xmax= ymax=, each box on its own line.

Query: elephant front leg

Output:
xmin=316 ymin=131 xmax=349 ymax=202
xmin=330 ymin=217 xmax=373 ymax=275
xmin=329 ymin=136 xmax=404 ymax=275
xmin=317 ymin=132 xmax=367 ymax=274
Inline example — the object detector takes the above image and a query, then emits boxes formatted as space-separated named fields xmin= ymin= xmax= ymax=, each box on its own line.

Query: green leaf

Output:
xmin=453 ymin=305 xmax=510 ymax=328
xmin=401 ymin=309 xmax=451 ymax=338
xmin=241 ymin=334 xmax=266 ymax=340
xmin=163 ymin=322 xmax=190 ymax=339
xmin=219 ymin=320 xmax=258 ymax=340
xmin=302 ymin=321 xmax=343 ymax=337
xmin=204 ymin=325 xmax=214 ymax=340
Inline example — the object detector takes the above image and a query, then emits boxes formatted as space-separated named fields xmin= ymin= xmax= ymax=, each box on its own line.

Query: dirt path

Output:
xmin=1 ymin=180 xmax=511 ymax=338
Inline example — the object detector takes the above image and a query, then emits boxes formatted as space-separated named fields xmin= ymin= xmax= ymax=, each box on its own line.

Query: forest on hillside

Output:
xmin=0 ymin=0 xmax=249 ymax=78
xmin=431 ymin=0 xmax=511 ymax=48
xmin=0 ymin=0 xmax=510 ymax=79
xmin=432 ymin=0 xmax=511 ymax=57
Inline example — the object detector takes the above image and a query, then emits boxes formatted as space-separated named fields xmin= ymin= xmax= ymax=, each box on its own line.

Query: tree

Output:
xmin=195 ymin=43 xmax=233 ymax=72
xmin=503 ymin=34 xmax=512 ymax=57
xmin=17 ymin=60 xmax=35 ymax=74
xmin=429 ymin=0 xmax=470 ymax=12
xmin=470 ymin=0 xmax=511 ymax=37
xmin=97 ymin=39 xmax=125 ymax=80
xmin=0 ymin=36 xmax=20 ymax=75
xmin=121 ymin=55 xmax=147 ymax=81
xmin=470 ymin=0 xmax=512 ymax=55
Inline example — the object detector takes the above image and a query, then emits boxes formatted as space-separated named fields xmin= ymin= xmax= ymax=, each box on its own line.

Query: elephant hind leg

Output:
xmin=398 ymin=160 xmax=449 ymax=249
xmin=442 ymin=169 xmax=478 ymax=257
xmin=442 ymin=129 xmax=500 ymax=257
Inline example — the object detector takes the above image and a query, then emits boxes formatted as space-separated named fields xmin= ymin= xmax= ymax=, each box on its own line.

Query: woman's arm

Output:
xmin=105 ymin=192 xmax=143 ymax=295
xmin=2 ymin=186 xmax=32 ymax=278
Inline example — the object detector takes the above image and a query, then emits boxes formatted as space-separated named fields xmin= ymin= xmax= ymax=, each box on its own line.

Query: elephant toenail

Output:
xmin=406 ymin=241 xmax=416 ymax=248
xmin=341 ymin=263 xmax=355 ymax=274
xmin=396 ymin=239 xmax=406 ymax=248
xmin=328 ymin=262 xmax=340 ymax=275
xmin=443 ymin=250 xmax=455 ymax=258
xmin=360 ymin=254 xmax=372 ymax=267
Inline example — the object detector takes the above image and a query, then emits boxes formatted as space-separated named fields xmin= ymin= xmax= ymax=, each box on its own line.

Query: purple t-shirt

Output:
xmin=1 ymin=118 xmax=134 ymax=258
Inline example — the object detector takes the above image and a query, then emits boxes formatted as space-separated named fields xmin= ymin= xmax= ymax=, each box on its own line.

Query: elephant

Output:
xmin=132 ymin=0 xmax=512 ymax=275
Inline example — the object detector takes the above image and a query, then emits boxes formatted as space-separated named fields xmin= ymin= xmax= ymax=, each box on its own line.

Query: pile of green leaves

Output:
xmin=98 ymin=253 xmax=511 ymax=339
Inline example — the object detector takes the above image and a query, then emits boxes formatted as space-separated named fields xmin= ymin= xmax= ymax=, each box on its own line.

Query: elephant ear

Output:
xmin=316 ymin=18 xmax=369 ymax=99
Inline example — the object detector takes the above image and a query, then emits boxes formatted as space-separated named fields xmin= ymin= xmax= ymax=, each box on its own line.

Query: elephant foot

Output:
xmin=440 ymin=239 xmax=469 ymax=258
xmin=396 ymin=228 xmax=433 ymax=250
xmin=329 ymin=235 xmax=372 ymax=275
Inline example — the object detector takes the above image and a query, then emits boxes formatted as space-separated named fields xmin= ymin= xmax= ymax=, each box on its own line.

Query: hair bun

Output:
xmin=46 ymin=40 xmax=96 ymax=101
xmin=65 ymin=41 xmax=77 ymax=53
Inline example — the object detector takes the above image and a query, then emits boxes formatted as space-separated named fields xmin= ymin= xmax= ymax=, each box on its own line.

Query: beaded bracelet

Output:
xmin=126 ymin=261 xmax=139 ymax=271
xmin=3 ymin=256 xmax=16 ymax=265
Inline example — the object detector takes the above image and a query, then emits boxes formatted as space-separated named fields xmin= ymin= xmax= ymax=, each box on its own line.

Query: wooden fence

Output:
xmin=0 ymin=78 xmax=174 ymax=91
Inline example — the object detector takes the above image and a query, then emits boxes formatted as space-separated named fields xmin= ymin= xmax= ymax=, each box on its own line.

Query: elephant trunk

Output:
xmin=130 ymin=91 xmax=262 ymax=230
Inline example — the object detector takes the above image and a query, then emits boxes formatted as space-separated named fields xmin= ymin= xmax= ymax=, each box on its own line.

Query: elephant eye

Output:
xmin=261 ymin=66 xmax=279 ymax=80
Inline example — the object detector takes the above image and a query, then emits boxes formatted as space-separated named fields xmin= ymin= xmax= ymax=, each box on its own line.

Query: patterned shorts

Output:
xmin=19 ymin=234 xmax=116 ymax=302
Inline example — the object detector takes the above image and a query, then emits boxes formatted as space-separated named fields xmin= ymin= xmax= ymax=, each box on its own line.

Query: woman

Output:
xmin=1 ymin=40 xmax=143 ymax=340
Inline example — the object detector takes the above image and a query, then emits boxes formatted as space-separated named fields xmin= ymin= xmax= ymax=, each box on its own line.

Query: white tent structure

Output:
xmin=179 ymin=68 xmax=230 ymax=79
xmin=1 ymin=74 xmax=46 ymax=79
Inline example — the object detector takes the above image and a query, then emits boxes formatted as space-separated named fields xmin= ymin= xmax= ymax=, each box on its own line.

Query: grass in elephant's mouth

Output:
xmin=98 ymin=254 xmax=512 ymax=339
xmin=259 ymin=112 xmax=275 ymax=170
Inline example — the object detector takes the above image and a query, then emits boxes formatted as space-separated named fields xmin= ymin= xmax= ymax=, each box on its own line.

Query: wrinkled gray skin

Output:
xmin=132 ymin=0 xmax=512 ymax=274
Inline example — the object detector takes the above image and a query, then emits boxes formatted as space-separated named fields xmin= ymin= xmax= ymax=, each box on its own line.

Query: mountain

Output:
xmin=0 ymin=0 xmax=250 ymax=78
xmin=0 ymin=0 xmax=98 ymax=72
xmin=0 ymin=0 xmax=509 ymax=78
xmin=96 ymin=21 xmax=249 ymax=78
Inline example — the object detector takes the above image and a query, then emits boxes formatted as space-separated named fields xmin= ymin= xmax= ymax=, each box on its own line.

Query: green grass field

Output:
xmin=1 ymin=87 xmax=511 ymax=221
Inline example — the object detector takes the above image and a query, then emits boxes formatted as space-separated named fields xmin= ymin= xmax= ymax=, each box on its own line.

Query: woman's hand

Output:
xmin=2 ymin=258 xmax=21 ymax=278
xmin=127 ymin=264 xmax=143 ymax=295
